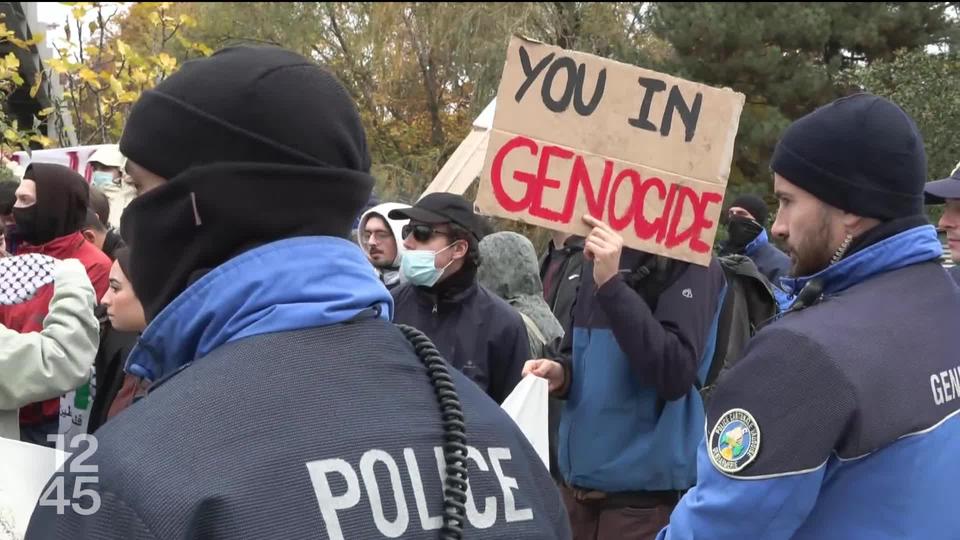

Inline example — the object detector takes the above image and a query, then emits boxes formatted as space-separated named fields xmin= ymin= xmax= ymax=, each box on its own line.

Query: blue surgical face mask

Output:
xmin=92 ymin=171 xmax=115 ymax=187
xmin=400 ymin=243 xmax=456 ymax=287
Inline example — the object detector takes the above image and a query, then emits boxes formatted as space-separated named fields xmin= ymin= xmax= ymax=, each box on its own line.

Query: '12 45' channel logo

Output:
xmin=38 ymin=434 xmax=101 ymax=516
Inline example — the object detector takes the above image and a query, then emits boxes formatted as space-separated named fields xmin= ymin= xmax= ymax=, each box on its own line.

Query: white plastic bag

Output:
xmin=500 ymin=375 xmax=550 ymax=469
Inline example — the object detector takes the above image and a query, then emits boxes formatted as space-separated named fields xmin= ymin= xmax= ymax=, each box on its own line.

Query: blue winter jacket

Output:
xmin=659 ymin=225 xmax=960 ymax=540
xmin=560 ymin=249 xmax=726 ymax=492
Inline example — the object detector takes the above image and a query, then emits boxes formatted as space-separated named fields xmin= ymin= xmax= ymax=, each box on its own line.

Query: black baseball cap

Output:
xmin=389 ymin=192 xmax=483 ymax=239
xmin=925 ymin=160 xmax=960 ymax=204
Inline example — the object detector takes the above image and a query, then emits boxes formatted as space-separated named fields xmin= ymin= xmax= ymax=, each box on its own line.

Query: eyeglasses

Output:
xmin=361 ymin=230 xmax=393 ymax=243
xmin=402 ymin=223 xmax=451 ymax=243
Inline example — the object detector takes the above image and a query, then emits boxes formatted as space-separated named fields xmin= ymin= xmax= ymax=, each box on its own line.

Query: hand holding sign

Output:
xmin=583 ymin=215 xmax=623 ymax=287
xmin=477 ymin=36 xmax=745 ymax=266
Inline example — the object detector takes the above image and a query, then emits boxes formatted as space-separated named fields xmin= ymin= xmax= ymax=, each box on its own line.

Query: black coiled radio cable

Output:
xmin=396 ymin=324 xmax=469 ymax=540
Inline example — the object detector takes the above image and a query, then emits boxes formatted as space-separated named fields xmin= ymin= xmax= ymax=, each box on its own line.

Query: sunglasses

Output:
xmin=402 ymin=223 xmax=451 ymax=243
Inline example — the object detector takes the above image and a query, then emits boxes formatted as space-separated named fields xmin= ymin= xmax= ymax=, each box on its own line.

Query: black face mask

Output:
xmin=12 ymin=206 xmax=40 ymax=246
xmin=725 ymin=216 xmax=764 ymax=254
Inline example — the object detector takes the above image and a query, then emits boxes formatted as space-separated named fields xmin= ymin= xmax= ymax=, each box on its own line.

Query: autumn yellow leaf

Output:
xmin=29 ymin=134 xmax=53 ymax=148
xmin=78 ymin=66 xmax=100 ymax=88
xmin=29 ymin=72 xmax=42 ymax=98
xmin=3 ymin=129 xmax=18 ymax=142
xmin=116 ymin=39 xmax=132 ymax=58
xmin=194 ymin=42 xmax=214 ymax=57
xmin=4 ymin=52 xmax=19 ymax=71
xmin=71 ymin=6 xmax=88 ymax=23
xmin=107 ymin=74 xmax=123 ymax=96
xmin=179 ymin=13 xmax=197 ymax=27
xmin=46 ymin=57 xmax=72 ymax=75
xmin=37 ymin=107 xmax=55 ymax=118
xmin=156 ymin=53 xmax=177 ymax=72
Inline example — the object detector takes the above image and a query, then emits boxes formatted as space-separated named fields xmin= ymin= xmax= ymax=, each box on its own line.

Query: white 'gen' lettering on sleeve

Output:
xmin=360 ymin=449 xmax=410 ymax=538
xmin=933 ymin=373 xmax=945 ymax=406
xmin=488 ymin=447 xmax=534 ymax=523
xmin=306 ymin=458 xmax=361 ymax=540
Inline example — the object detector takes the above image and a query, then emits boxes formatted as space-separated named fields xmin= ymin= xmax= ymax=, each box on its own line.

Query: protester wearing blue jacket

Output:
xmin=659 ymin=94 xmax=960 ymax=540
xmin=721 ymin=194 xmax=791 ymax=286
xmin=526 ymin=214 xmax=725 ymax=539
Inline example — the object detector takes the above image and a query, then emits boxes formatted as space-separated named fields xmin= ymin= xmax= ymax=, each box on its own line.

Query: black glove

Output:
xmin=723 ymin=216 xmax=764 ymax=255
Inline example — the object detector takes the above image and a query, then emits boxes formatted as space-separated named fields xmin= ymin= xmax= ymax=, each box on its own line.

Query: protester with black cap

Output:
xmin=658 ymin=93 xmax=960 ymax=539
xmin=389 ymin=192 xmax=531 ymax=404
xmin=720 ymin=193 xmax=791 ymax=284
xmin=26 ymin=46 xmax=568 ymax=540
xmin=925 ymin=160 xmax=960 ymax=284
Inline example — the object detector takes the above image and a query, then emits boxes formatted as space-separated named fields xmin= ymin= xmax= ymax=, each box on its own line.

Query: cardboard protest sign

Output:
xmin=476 ymin=36 xmax=745 ymax=266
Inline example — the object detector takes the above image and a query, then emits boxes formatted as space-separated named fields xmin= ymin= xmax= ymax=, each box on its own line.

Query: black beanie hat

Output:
xmin=728 ymin=194 xmax=769 ymax=225
xmin=118 ymin=46 xmax=376 ymax=321
xmin=770 ymin=93 xmax=926 ymax=221
xmin=120 ymin=45 xmax=371 ymax=179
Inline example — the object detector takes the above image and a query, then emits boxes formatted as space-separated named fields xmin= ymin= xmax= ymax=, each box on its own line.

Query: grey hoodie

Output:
xmin=478 ymin=232 xmax=564 ymax=355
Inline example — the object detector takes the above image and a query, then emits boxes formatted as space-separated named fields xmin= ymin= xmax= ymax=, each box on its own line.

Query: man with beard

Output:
xmin=356 ymin=202 xmax=409 ymax=289
xmin=720 ymin=194 xmax=790 ymax=285
xmin=657 ymin=94 xmax=960 ymax=539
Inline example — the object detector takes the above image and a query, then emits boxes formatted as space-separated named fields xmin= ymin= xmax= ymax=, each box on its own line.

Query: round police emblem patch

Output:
xmin=709 ymin=408 xmax=760 ymax=473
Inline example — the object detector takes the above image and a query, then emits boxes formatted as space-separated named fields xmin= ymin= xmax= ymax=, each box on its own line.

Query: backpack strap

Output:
xmin=621 ymin=254 xmax=685 ymax=312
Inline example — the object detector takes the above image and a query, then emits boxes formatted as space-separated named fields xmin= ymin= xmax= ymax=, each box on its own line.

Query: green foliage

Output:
xmin=647 ymin=2 xmax=956 ymax=199
xmin=844 ymin=48 xmax=960 ymax=223
xmin=844 ymin=49 xmax=960 ymax=182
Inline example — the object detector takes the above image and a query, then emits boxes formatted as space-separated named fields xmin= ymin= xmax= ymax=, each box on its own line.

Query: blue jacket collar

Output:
xmin=780 ymin=225 xmax=942 ymax=297
xmin=126 ymin=236 xmax=393 ymax=382
xmin=744 ymin=229 xmax=769 ymax=257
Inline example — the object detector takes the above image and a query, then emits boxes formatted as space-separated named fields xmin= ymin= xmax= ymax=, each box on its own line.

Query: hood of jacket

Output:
xmin=478 ymin=231 xmax=564 ymax=343
xmin=125 ymin=236 xmax=393 ymax=383
xmin=357 ymin=202 xmax=410 ymax=269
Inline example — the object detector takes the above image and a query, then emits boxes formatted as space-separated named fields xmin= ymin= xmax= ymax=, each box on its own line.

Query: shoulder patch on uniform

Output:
xmin=709 ymin=408 xmax=761 ymax=474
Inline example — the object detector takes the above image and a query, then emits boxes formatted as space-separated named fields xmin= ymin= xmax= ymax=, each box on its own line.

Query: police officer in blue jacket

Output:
xmin=925 ymin=160 xmax=960 ymax=284
xmin=658 ymin=94 xmax=960 ymax=539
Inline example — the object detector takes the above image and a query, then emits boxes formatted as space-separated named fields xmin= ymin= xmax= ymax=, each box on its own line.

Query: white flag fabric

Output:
xmin=500 ymin=375 xmax=550 ymax=469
